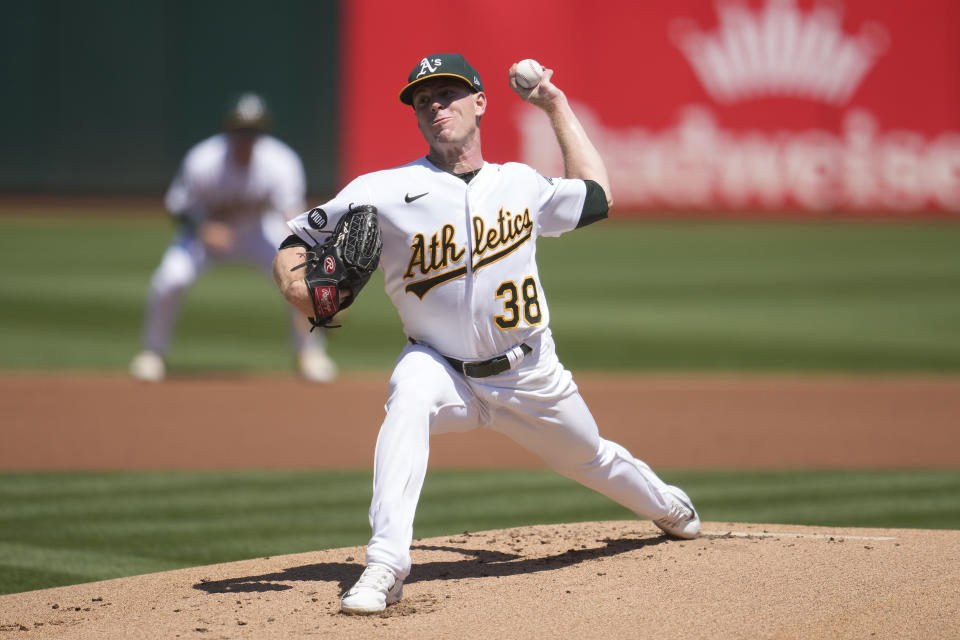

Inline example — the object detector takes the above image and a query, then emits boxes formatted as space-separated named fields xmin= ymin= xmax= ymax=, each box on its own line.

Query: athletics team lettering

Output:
xmin=404 ymin=208 xmax=533 ymax=299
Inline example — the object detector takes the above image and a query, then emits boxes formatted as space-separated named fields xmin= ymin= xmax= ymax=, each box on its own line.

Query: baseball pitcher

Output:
xmin=273 ymin=53 xmax=700 ymax=615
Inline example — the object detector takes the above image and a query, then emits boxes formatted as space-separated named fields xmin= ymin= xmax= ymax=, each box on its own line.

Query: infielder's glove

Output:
xmin=294 ymin=204 xmax=382 ymax=330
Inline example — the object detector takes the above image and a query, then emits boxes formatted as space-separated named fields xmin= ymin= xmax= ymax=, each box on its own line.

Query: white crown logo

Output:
xmin=671 ymin=0 xmax=888 ymax=105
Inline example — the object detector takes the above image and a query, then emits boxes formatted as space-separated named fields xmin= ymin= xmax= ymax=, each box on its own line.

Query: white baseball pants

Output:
xmin=365 ymin=330 xmax=675 ymax=581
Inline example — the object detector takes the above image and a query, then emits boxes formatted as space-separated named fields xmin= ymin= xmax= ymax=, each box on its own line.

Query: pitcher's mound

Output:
xmin=1 ymin=520 xmax=958 ymax=639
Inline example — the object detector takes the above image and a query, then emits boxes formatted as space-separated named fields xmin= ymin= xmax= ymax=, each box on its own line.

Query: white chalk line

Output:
xmin=703 ymin=530 xmax=897 ymax=541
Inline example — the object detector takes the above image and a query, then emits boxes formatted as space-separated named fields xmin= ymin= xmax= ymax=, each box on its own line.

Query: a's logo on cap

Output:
xmin=307 ymin=207 xmax=328 ymax=229
xmin=416 ymin=57 xmax=442 ymax=79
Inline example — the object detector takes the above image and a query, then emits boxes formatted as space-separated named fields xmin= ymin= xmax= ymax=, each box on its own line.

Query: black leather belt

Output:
xmin=409 ymin=339 xmax=532 ymax=378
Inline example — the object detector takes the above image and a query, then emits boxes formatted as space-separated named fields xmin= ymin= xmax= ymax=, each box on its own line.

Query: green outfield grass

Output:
xmin=1 ymin=469 xmax=958 ymax=595
xmin=1 ymin=213 xmax=958 ymax=373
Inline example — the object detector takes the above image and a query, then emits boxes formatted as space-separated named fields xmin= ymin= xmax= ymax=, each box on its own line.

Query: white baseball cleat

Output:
xmin=129 ymin=350 xmax=166 ymax=382
xmin=298 ymin=348 xmax=337 ymax=383
xmin=653 ymin=485 xmax=701 ymax=539
xmin=340 ymin=565 xmax=403 ymax=615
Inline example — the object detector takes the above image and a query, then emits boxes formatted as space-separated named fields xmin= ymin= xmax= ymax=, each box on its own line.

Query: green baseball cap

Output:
xmin=399 ymin=53 xmax=484 ymax=105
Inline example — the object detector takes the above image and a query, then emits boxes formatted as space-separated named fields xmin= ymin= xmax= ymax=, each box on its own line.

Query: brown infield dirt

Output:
xmin=1 ymin=372 xmax=959 ymax=639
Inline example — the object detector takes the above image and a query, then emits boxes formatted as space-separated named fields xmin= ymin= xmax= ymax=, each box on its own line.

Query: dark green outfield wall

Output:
xmin=0 ymin=0 xmax=340 ymax=197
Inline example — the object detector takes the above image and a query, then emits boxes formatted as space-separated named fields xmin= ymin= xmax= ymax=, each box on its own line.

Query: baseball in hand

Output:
xmin=515 ymin=59 xmax=544 ymax=90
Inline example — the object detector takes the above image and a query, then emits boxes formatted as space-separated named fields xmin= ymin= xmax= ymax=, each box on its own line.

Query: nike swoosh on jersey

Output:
xmin=404 ymin=192 xmax=429 ymax=203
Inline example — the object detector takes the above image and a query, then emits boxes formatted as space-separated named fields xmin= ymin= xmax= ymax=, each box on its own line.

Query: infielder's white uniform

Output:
xmin=140 ymin=133 xmax=324 ymax=357
xmin=287 ymin=157 xmax=676 ymax=581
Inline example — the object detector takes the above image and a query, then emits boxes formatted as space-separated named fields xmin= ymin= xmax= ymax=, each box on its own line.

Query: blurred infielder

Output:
xmin=273 ymin=53 xmax=700 ymax=615
xmin=131 ymin=93 xmax=335 ymax=383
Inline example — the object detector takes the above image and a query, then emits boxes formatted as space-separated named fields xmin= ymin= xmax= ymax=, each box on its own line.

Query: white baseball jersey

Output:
xmin=166 ymin=133 xmax=305 ymax=226
xmin=287 ymin=157 xmax=587 ymax=360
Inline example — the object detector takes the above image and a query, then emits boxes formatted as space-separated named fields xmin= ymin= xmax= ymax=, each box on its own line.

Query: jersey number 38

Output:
xmin=495 ymin=276 xmax=543 ymax=329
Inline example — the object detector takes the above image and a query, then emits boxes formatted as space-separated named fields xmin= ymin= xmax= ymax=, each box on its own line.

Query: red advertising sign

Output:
xmin=340 ymin=0 xmax=960 ymax=215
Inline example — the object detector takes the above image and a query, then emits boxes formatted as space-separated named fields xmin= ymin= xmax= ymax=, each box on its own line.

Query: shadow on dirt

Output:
xmin=192 ymin=535 xmax=670 ymax=595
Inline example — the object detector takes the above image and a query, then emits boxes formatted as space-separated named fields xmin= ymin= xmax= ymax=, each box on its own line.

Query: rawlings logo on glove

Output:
xmin=293 ymin=204 xmax=383 ymax=329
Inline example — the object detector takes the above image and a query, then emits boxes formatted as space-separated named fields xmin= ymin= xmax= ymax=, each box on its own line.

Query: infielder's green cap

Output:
xmin=399 ymin=53 xmax=484 ymax=105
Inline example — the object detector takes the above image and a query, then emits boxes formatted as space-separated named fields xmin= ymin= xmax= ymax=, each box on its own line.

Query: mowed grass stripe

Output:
xmin=0 ymin=541 xmax=185 ymax=579
xmin=0 ymin=472 xmax=376 ymax=525
xmin=0 ymin=470 xmax=374 ymax=501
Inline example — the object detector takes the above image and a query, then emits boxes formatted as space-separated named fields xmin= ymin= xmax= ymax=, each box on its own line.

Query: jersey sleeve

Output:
xmin=577 ymin=179 xmax=610 ymax=228
xmin=534 ymin=173 xmax=589 ymax=238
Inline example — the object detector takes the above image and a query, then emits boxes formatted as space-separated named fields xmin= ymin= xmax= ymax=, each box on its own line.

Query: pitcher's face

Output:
xmin=412 ymin=79 xmax=486 ymax=148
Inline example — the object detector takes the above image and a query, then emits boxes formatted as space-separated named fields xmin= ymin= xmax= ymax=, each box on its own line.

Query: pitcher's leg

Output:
xmin=571 ymin=432 xmax=674 ymax=519
xmin=496 ymin=388 xmax=673 ymax=519
xmin=365 ymin=346 xmax=478 ymax=581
